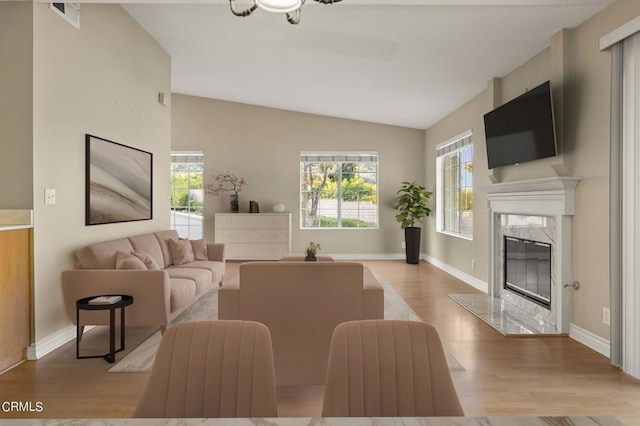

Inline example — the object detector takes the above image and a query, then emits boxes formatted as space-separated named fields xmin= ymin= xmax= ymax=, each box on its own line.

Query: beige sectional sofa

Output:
xmin=218 ymin=261 xmax=384 ymax=385
xmin=62 ymin=230 xmax=224 ymax=331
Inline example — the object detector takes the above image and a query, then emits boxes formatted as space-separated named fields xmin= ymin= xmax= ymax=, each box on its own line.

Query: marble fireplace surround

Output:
xmin=481 ymin=176 xmax=582 ymax=334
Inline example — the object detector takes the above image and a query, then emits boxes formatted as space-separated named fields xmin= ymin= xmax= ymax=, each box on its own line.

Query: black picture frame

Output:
xmin=85 ymin=134 xmax=153 ymax=226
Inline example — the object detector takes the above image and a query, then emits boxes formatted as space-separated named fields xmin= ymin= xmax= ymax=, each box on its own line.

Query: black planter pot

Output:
xmin=404 ymin=227 xmax=421 ymax=264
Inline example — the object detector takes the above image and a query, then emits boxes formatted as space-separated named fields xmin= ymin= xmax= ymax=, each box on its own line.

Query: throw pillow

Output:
xmin=115 ymin=250 xmax=147 ymax=270
xmin=132 ymin=251 xmax=160 ymax=270
xmin=190 ymin=239 xmax=208 ymax=261
xmin=169 ymin=239 xmax=195 ymax=265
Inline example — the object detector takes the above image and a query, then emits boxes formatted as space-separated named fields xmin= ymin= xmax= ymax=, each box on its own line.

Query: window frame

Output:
xmin=170 ymin=151 xmax=204 ymax=240
xmin=299 ymin=151 xmax=379 ymax=230
xmin=435 ymin=130 xmax=473 ymax=240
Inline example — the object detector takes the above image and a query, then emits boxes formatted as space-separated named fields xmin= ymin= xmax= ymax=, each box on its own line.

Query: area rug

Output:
xmin=109 ymin=280 xmax=464 ymax=372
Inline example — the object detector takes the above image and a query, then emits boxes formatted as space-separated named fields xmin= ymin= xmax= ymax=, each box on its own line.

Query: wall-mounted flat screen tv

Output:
xmin=484 ymin=81 xmax=557 ymax=169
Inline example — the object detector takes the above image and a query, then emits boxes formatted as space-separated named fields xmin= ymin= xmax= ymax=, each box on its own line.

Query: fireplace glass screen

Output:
xmin=504 ymin=236 xmax=551 ymax=309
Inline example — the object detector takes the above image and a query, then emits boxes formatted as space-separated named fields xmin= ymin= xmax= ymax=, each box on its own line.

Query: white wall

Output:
xmin=171 ymin=94 xmax=425 ymax=256
xmin=0 ymin=2 xmax=33 ymax=209
xmin=31 ymin=3 xmax=171 ymax=347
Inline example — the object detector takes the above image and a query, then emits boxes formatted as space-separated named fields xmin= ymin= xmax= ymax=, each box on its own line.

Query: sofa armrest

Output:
xmin=61 ymin=269 xmax=171 ymax=327
xmin=207 ymin=243 xmax=225 ymax=262
xmin=218 ymin=275 xmax=240 ymax=319
xmin=363 ymin=268 xmax=384 ymax=319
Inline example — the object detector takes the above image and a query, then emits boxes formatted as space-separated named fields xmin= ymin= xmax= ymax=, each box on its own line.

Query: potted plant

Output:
xmin=394 ymin=181 xmax=432 ymax=264
xmin=204 ymin=171 xmax=247 ymax=213
xmin=304 ymin=242 xmax=321 ymax=261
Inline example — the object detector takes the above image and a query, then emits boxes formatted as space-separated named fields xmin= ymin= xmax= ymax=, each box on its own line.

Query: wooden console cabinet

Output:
xmin=215 ymin=213 xmax=292 ymax=260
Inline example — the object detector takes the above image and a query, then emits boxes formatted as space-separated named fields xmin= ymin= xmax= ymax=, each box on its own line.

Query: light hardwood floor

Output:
xmin=1 ymin=260 xmax=640 ymax=421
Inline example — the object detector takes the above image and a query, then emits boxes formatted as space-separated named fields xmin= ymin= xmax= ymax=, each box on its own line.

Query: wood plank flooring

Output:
xmin=1 ymin=260 xmax=639 ymax=421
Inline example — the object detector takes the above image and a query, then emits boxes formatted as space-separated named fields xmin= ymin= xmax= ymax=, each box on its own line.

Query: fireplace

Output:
xmin=480 ymin=177 xmax=581 ymax=333
xmin=504 ymin=236 xmax=551 ymax=309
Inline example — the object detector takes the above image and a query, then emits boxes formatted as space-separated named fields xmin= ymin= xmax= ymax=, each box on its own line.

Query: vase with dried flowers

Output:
xmin=304 ymin=242 xmax=321 ymax=261
xmin=204 ymin=171 xmax=247 ymax=213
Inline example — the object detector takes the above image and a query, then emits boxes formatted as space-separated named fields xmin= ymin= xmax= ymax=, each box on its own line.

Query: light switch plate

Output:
xmin=45 ymin=188 xmax=56 ymax=205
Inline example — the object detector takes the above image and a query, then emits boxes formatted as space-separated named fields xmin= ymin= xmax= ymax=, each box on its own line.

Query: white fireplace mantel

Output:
xmin=479 ymin=177 xmax=582 ymax=216
xmin=480 ymin=176 xmax=582 ymax=334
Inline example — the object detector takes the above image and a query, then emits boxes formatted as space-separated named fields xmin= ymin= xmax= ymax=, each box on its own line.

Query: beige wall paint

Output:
xmin=424 ymin=0 xmax=640 ymax=341
xmin=31 ymin=3 xmax=171 ymax=343
xmin=568 ymin=0 xmax=640 ymax=339
xmin=0 ymin=2 xmax=33 ymax=209
xmin=494 ymin=46 xmax=562 ymax=183
xmin=425 ymin=90 xmax=492 ymax=282
xmin=171 ymin=94 xmax=425 ymax=255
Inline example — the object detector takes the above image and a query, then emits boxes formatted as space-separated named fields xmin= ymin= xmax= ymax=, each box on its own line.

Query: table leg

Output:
xmin=120 ymin=305 xmax=126 ymax=351
xmin=108 ymin=306 xmax=115 ymax=363
xmin=76 ymin=307 xmax=80 ymax=359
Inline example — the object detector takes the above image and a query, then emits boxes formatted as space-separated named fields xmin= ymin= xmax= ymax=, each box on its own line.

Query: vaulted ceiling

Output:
xmin=92 ymin=1 xmax=613 ymax=128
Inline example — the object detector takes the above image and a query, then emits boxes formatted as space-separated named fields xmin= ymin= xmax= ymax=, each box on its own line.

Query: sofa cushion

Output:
xmin=166 ymin=267 xmax=213 ymax=295
xmin=190 ymin=239 xmax=209 ymax=261
xmin=169 ymin=239 xmax=195 ymax=265
xmin=169 ymin=278 xmax=197 ymax=313
xmin=154 ymin=230 xmax=180 ymax=267
xmin=115 ymin=250 xmax=147 ymax=270
xmin=133 ymin=251 xmax=160 ymax=270
xmin=171 ymin=261 xmax=224 ymax=285
xmin=76 ymin=238 xmax=135 ymax=269
xmin=129 ymin=233 xmax=165 ymax=269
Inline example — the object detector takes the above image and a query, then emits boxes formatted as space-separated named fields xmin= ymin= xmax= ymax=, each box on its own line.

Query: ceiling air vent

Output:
xmin=50 ymin=3 xmax=80 ymax=29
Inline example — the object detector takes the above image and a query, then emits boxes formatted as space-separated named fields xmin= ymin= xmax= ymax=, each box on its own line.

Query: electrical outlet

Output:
xmin=471 ymin=259 xmax=475 ymax=270
xmin=603 ymin=307 xmax=610 ymax=325
xmin=401 ymin=242 xmax=406 ymax=249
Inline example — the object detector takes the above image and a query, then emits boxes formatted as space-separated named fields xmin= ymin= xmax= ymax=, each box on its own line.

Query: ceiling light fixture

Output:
xmin=229 ymin=0 xmax=341 ymax=25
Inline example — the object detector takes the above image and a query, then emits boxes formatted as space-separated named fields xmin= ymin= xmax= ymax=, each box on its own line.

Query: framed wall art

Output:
xmin=85 ymin=134 xmax=153 ymax=226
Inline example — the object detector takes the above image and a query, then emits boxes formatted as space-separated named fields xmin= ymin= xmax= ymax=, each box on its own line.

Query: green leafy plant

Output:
xmin=394 ymin=181 xmax=432 ymax=229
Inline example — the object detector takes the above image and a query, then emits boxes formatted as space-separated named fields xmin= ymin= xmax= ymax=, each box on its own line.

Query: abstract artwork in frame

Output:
xmin=86 ymin=134 xmax=153 ymax=226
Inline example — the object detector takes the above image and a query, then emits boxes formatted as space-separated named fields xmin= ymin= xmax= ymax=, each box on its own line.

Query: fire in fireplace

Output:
xmin=504 ymin=236 xmax=552 ymax=309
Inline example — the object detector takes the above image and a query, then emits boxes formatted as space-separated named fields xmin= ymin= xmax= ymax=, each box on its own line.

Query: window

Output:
xmin=436 ymin=131 xmax=473 ymax=239
xmin=170 ymin=152 xmax=204 ymax=239
xmin=300 ymin=152 xmax=378 ymax=229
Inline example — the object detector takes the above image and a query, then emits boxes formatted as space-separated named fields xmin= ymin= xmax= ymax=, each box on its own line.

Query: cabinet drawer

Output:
xmin=215 ymin=214 xmax=290 ymax=230
xmin=215 ymin=213 xmax=292 ymax=260
xmin=216 ymin=229 xmax=289 ymax=244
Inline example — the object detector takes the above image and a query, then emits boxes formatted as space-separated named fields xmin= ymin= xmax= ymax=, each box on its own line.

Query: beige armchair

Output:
xmin=322 ymin=320 xmax=464 ymax=417
xmin=218 ymin=261 xmax=384 ymax=385
xmin=134 ymin=321 xmax=277 ymax=418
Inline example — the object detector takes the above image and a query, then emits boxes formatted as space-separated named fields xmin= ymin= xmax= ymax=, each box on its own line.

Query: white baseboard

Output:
xmin=329 ymin=253 xmax=405 ymax=260
xmin=422 ymin=254 xmax=489 ymax=293
xmin=28 ymin=325 xmax=94 ymax=360
xmin=569 ymin=323 xmax=610 ymax=358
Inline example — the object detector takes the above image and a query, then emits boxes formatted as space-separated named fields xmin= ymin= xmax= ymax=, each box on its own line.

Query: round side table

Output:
xmin=76 ymin=295 xmax=133 ymax=363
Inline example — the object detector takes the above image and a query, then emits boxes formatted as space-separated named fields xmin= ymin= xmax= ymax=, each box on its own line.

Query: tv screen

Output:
xmin=484 ymin=81 xmax=557 ymax=169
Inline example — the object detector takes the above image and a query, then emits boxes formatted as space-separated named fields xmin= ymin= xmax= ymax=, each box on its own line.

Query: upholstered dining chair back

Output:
xmin=322 ymin=320 xmax=463 ymax=417
xmin=134 ymin=320 xmax=277 ymax=418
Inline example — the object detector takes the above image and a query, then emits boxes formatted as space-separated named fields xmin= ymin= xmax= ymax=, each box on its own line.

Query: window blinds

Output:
xmin=300 ymin=152 xmax=377 ymax=163
xmin=436 ymin=131 xmax=473 ymax=158
xmin=171 ymin=152 xmax=203 ymax=163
